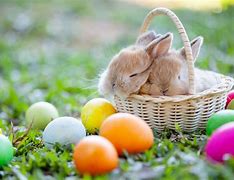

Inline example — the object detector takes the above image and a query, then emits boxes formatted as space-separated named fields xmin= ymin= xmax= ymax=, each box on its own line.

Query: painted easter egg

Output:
xmin=226 ymin=90 xmax=234 ymax=108
xmin=206 ymin=110 xmax=234 ymax=136
xmin=26 ymin=102 xmax=59 ymax=130
xmin=73 ymin=135 xmax=118 ymax=175
xmin=81 ymin=98 xmax=116 ymax=133
xmin=205 ymin=122 xmax=234 ymax=163
xmin=43 ymin=116 xmax=86 ymax=148
xmin=227 ymin=100 xmax=234 ymax=110
xmin=0 ymin=135 xmax=14 ymax=166
xmin=99 ymin=113 xmax=154 ymax=155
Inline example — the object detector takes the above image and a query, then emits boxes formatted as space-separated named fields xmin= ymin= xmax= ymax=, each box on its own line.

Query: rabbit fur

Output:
xmin=98 ymin=31 xmax=166 ymax=97
xmin=140 ymin=35 xmax=222 ymax=96
xmin=99 ymin=30 xmax=221 ymax=98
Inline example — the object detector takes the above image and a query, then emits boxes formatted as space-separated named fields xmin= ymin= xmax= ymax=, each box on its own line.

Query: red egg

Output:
xmin=226 ymin=90 xmax=234 ymax=108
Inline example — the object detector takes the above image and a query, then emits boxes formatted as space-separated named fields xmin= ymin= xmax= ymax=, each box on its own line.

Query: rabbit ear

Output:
xmin=145 ymin=33 xmax=173 ymax=59
xmin=136 ymin=31 xmax=158 ymax=46
xmin=180 ymin=36 xmax=203 ymax=61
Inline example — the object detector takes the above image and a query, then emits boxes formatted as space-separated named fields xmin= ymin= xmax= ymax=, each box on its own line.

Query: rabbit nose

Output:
xmin=162 ymin=89 xmax=168 ymax=95
xmin=112 ymin=83 xmax=116 ymax=89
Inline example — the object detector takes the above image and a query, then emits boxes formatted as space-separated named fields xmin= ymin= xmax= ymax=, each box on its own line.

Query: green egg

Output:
xmin=0 ymin=135 xmax=14 ymax=166
xmin=227 ymin=100 xmax=234 ymax=110
xmin=26 ymin=102 xmax=59 ymax=130
xmin=206 ymin=110 xmax=234 ymax=136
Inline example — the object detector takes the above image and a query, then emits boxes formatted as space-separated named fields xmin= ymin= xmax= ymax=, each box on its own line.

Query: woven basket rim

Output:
xmin=116 ymin=74 xmax=234 ymax=103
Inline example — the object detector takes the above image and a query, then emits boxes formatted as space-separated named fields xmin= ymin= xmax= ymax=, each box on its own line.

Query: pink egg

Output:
xmin=226 ymin=90 xmax=234 ymax=108
xmin=205 ymin=122 xmax=234 ymax=163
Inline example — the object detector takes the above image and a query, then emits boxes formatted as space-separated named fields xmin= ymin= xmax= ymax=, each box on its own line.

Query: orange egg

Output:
xmin=99 ymin=113 xmax=154 ymax=155
xmin=73 ymin=135 xmax=118 ymax=175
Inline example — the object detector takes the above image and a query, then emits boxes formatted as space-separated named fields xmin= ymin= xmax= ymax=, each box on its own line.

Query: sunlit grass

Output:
xmin=123 ymin=0 xmax=234 ymax=11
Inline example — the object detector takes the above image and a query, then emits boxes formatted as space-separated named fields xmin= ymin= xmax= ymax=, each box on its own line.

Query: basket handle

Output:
xmin=140 ymin=7 xmax=195 ymax=94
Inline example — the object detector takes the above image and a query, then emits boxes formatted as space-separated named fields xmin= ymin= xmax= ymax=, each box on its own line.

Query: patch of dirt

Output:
xmin=71 ymin=17 xmax=128 ymax=49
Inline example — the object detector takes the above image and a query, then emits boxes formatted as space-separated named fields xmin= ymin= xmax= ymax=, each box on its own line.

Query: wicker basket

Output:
xmin=114 ymin=8 xmax=234 ymax=132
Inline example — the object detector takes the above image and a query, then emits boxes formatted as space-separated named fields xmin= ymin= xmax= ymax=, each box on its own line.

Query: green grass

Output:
xmin=0 ymin=0 xmax=234 ymax=179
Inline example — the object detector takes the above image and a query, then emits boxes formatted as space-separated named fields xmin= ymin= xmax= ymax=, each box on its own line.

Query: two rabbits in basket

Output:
xmin=98 ymin=31 xmax=221 ymax=98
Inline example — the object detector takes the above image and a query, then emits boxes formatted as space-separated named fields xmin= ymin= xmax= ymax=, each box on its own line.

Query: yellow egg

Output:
xmin=81 ymin=98 xmax=116 ymax=133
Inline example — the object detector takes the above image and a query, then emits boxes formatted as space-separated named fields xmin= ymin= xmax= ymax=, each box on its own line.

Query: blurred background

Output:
xmin=0 ymin=0 xmax=233 ymax=125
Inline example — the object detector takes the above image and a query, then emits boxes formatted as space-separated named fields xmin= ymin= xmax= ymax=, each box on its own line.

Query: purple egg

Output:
xmin=205 ymin=122 xmax=234 ymax=163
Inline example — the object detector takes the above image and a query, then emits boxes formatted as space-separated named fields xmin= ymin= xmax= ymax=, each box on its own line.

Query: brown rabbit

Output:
xmin=140 ymin=36 xmax=221 ymax=96
xmin=98 ymin=31 xmax=168 ymax=97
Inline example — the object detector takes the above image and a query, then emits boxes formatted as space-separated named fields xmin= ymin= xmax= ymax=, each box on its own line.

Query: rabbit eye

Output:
xmin=178 ymin=75 xmax=181 ymax=80
xmin=130 ymin=73 xmax=138 ymax=78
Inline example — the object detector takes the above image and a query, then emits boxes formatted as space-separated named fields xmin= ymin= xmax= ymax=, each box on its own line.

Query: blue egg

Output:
xmin=43 ymin=117 xmax=86 ymax=148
